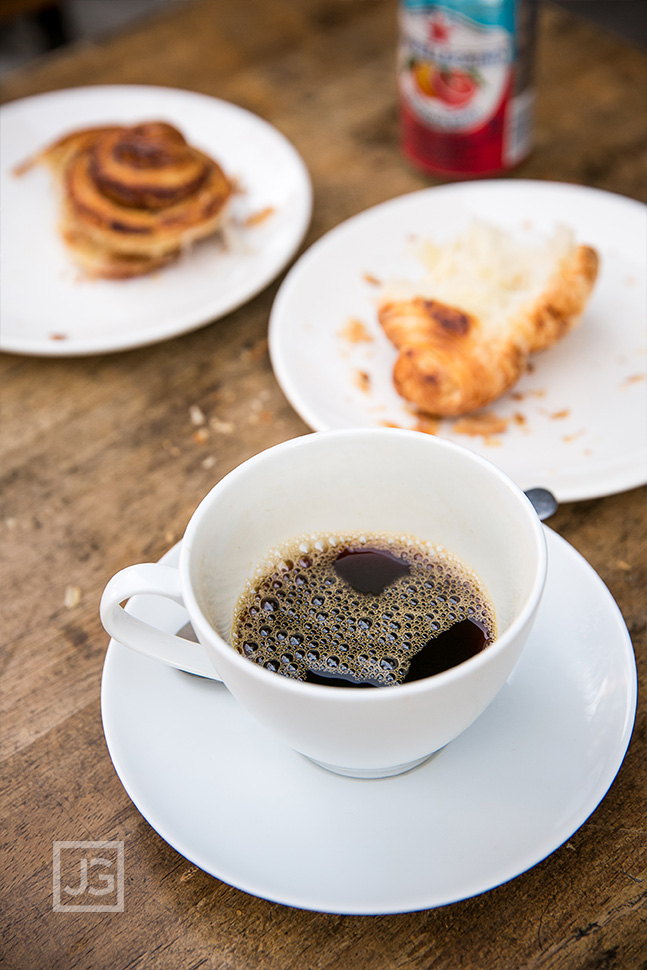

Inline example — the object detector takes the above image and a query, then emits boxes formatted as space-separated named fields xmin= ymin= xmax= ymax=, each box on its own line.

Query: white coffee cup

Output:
xmin=100 ymin=428 xmax=547 ymax=778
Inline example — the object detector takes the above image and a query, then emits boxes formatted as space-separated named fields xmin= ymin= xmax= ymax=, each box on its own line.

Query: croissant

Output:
xmin=34 ymin=121 xmax=232 ymax=278
xmin=378 ymin=224 xmax=599 ymax=417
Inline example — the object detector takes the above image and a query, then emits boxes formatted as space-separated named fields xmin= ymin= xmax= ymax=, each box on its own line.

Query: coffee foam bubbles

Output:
xmin=231 ymin=531 xmax=497 ymax=686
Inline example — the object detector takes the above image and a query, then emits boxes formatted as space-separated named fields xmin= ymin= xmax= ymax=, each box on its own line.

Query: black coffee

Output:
xmin=231 ymin=532 xmax=496 ymax=688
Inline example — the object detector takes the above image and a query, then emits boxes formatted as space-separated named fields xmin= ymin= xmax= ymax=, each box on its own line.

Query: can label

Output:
xmin=398 ymin=0 xmax=536 ymax=176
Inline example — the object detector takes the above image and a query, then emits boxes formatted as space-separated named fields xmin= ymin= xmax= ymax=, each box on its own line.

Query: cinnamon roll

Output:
xmin=34 ymin=122 xmax=232 ymax=278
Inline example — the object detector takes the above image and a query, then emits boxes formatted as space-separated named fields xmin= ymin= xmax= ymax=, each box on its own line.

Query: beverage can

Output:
xmin=398 ymin=0 xmax=538 ymax=177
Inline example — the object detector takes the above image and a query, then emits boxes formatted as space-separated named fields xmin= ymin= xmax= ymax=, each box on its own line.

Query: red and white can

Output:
xmin=398 ymin=0 xmax=538 ymax=178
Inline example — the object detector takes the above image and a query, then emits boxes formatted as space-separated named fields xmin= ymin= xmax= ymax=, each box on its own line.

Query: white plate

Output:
xmin=0 ymin=85 xmax=312 ymax=355
xmin=269 ymin=181 xmax=647 ymax=502
xmin=101 ymin=527 xmax=636 ymax=915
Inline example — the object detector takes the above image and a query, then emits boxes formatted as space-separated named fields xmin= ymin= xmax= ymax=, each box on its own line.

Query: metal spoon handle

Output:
xmin=524 ymin=488 xmax=559 ymax=522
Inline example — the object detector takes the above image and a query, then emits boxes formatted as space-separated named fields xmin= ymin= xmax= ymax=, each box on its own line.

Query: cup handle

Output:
xmin=100 ymin=563 xmax=223 ymax=682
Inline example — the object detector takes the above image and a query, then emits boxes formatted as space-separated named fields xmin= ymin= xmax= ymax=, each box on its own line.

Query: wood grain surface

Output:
xmin=1 ymin=2 xmax=645 ymax=968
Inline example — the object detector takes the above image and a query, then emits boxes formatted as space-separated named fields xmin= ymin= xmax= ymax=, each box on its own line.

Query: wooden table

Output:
xmin=1 ymin=2 xmax=645 ymax=967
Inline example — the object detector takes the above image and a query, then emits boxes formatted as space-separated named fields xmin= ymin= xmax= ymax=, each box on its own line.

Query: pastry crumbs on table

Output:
xmin=64 ymin=586 xmax=82 ymax=608
xmin=209 ymin=418 xmax=234 ymax=434
xmin=189 ymin=405 xmax=206 ymax=426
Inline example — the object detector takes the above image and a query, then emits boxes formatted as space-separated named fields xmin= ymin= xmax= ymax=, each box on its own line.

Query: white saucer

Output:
xmin=101 ymin=527 xmax=636 ymax=914
xmin=268 ymin=181 xmax=647 ymax=502
xmin=0 ymin=86 xmax=312 ymax=355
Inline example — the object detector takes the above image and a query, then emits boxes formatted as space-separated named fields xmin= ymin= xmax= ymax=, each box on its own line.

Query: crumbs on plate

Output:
xmin=241 ymin=206 xmax=275 ymax=228
xmin=453 ymin=412 xmax=509 ymax=441
xmin=362 ymin=272 xmax=382 ymax=287
xmin=353 ymin=370 xmax=371 ymax=393
xmin=338 ymin=317 xmax=373 ymax=344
